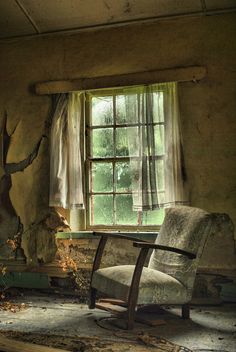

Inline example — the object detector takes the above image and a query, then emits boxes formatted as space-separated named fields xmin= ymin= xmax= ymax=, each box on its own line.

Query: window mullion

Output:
xmin=137 ymin=92 xmax=143 ymax=226
xmin=85 ymin=94 xmax=92 ymax=227
xmin=113 ymin=94 xmax=116 ymax=225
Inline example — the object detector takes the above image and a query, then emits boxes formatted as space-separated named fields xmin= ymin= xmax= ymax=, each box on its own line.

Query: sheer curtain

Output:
xmin=124 ymin=85 xmax=158 ymax=211
xmin=124 ymin=82 xmax=188 ymax=211
xmin=163 ymin=82 xmax=188 ymax=206
xmin=49 ymin=92 xmax=84 ymax=209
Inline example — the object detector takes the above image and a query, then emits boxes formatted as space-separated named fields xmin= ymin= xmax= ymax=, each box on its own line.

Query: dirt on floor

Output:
xmin=0 ymin=330 xmax=192 ymax=352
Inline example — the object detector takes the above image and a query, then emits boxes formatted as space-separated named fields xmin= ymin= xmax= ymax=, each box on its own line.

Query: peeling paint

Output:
xmin=0 ymin=114 xmax=43 ymax=260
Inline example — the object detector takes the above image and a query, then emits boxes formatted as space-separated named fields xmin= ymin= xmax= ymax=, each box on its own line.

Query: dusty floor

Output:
xmin=0 ymin=292 xmax=235 ymax=351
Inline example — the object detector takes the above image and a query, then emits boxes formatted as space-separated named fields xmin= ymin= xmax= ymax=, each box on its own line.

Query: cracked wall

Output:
xmin=0 ymin=13 xmax=235 ymax=267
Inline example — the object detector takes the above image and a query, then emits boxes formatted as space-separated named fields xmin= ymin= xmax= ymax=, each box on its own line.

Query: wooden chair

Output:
xmin=89 ymin=206 xmax=213 ymax=329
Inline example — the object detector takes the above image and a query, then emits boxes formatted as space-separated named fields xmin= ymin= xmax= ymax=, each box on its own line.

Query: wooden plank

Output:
xmin=1 ymin=261 xmax=68 ymax=278
xmin=1 ymin=260 xmax=92 ymax=278
xmin=0 ymin=335 xmax=69 ymax=352
xmin=98 ymin=298 xmax=128 ymax=307
xmin=95 ymin=302 xmax=127 ymax=315
xmin=35 ymin=66 xmax=207 ymax=95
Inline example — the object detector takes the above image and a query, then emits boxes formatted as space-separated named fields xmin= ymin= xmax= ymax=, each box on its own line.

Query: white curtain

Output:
xmin=124 ymin=82 xmax=188 ymax=211
xmin=49 ymin=93 xmax=84 ymax=209
xmin=163 ymin=82 xmax=188 ymax=207
xmin=124 ymin=85 xmax=158 ymax=211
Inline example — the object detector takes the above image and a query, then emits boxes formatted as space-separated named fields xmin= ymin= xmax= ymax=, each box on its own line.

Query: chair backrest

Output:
xmin=148 ymin=206 xmax=213 ymax=297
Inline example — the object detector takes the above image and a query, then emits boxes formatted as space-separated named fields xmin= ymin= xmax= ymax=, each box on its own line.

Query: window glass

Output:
xmin=87 ymin=89 xmax=165 ymax=228
xmin=90 ymin=195 xmax=113 ymax=225
xmin=115 ymin=162 xmax=132 ymax=192
xmin=154 ymin=125 xmax=165 ymax=155
xmin=91 ymin=162 xmax=113 ymax=192
xmin=116 ymin=128 xmax=129 ymax=156
xmin=116 ymin=195 xmax=138 ymax=225
xmin=91 ymin=128 xmax=113 ymax=157
xmin=153 ymin=91 xmax=164 ymax=122
xmin=92 ymin=96 xmax=113 ymax=125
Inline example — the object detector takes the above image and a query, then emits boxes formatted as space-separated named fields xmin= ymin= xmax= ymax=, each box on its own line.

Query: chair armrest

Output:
xmin=133 ymin=242 xmax=196 ymax=259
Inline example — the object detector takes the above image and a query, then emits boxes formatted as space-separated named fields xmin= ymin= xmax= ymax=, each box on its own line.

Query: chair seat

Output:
xmin=92 ymin=265 xmax=189 ymax=305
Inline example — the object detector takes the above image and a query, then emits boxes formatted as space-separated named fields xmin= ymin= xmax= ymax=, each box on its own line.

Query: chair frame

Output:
xmin=89 ymin=232 xmax=196 ymax=329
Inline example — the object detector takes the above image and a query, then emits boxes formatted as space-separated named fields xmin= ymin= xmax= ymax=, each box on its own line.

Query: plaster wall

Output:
xmin=0 ymin=13 xmax=235 ymax=264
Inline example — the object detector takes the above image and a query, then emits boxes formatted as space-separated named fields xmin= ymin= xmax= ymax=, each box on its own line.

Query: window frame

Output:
xmin=84 ymin=87 xmax=165 ymax=231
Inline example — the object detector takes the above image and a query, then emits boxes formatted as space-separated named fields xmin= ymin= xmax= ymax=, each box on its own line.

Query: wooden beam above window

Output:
xmin=35 ymin=66 xmax=206 ymax=95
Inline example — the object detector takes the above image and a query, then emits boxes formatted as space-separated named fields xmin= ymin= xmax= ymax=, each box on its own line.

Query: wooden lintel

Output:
xmin=35 ymin=66 xmax=207 ymax=95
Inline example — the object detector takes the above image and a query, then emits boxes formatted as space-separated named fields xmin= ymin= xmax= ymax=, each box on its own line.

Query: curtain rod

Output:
xmin=35 ymin=66 xmax=207 ymax=95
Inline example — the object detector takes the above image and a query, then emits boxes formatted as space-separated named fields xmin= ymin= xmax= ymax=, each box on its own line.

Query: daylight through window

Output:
xmin=85 ymin=88 xmax=165 ymax=228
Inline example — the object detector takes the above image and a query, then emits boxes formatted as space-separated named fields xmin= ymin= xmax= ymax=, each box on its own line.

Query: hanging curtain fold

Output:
xmin=124 ymin=82 xmax=188 ymax=211
xmin=124 ymin=85 xmax=158 ymax=211
xmin=49 ymin=92 xmax=84 ymax=209
xmin=163 ymin=82 xmax=188 ymax=207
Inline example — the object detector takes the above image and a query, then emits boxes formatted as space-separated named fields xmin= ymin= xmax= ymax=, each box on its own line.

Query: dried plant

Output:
xmin=0 ymin=301 xmax=27 ymax=313
xmin=56 ymin=241 xmax=91 ymax=301
xmin=6 ymin=238 xmax=18 ymax=251
xmin=59 ymin=255 xmax=78 ymax=274
xmin=0 ymin=263 xmax=28 ymax=312
xmin=0 ymin=263 xmax=7 ymax=276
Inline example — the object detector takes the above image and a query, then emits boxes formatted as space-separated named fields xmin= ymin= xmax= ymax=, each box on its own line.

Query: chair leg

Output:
xmin=126 ymin=303 xmax=136 ymax=330
xmin=126 ymin=293 xmax=139 ymax=330
xmin=182 ymin=304 xmax=190 ymax=319
xmin=89 ymin=288 xmax=97 ymax=309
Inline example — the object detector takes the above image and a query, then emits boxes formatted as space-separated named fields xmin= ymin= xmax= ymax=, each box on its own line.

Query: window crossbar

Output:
xmin=88 ymin=156 xmax=165 ymax=162
xmin=87 ymin=121 xmax=164 ymax=129
xmin=89 ymin=190 xmax=165 ymax=195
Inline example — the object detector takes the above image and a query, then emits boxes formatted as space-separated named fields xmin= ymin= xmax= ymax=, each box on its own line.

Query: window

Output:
xmin=49 ymin=82 xmax=186 ymax=231
xmin=85 ymin=88 xmax=165 ymax=229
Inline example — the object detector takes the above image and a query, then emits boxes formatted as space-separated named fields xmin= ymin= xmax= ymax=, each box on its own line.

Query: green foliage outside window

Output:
xmin=88 ymin=92 xmax=165 ymax=227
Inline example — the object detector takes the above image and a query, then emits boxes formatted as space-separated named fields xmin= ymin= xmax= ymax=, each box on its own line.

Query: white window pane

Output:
xmin=154 ymin=125 xmax=165 ymax=155
xmin=91 ymin=162 xmax=113 ymax=192
xmin=116 ymin=128 xmax=129 ymax=156
xmin=153 ymin=92 xmax=164 ymax=123
xmin=90 ymin=195 xmax=113 ymax=225
xmin=116 ymin=195 xmax=138 ymax=225
xmin=115 ymin=162 xmax=132 ymax=192
xmin=92 ymin=96 xmax=113 ymax=125
xmin=91 ymin=128 xmax=113 ymax=157
xmin=116 ymin=95 xmax=126 ymax=124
